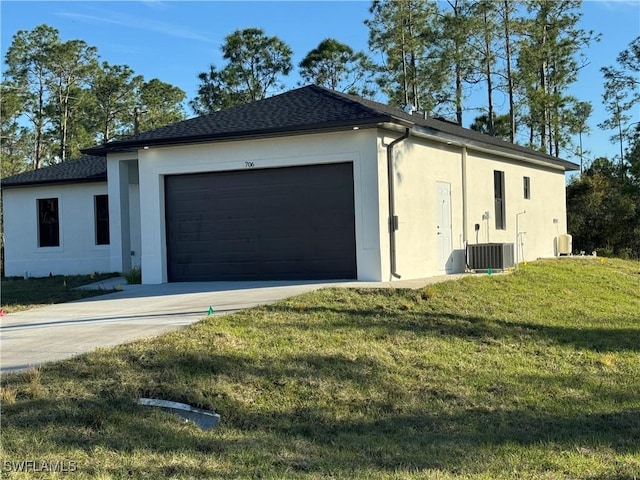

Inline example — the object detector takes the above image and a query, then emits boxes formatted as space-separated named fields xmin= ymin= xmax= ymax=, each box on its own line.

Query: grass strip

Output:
xmin=1 ymin=273 xmax=119 ymax=313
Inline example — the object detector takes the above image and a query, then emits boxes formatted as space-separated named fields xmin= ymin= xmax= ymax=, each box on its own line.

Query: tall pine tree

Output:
xmin=367 ymin=0 xmax=447 ymax=114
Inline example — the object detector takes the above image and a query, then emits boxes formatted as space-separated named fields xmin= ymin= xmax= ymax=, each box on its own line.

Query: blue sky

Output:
xmin=1 ymin=0 xmax=639 ymax=165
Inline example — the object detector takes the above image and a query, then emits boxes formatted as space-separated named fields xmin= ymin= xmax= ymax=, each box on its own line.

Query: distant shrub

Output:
xmin=594 ymin=246 xmax=614 ymax=258
xmin=616 ymin=248 xmax=634 ymax=260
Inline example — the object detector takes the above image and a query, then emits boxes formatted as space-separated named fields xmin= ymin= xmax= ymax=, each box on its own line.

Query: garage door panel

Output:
xmin=165 ymin=162 xmax=356 ymax=281
xmin=178 ymin=261 xmax=258 ymax=279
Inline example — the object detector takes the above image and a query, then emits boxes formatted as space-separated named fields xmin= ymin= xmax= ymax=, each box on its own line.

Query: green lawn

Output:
xmin=1 ymin=259 xmax=639 ymax=479
xmin=1 ymin=273 xmax=119 ymax=313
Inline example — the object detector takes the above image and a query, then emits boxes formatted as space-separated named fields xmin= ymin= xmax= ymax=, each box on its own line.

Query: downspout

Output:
xmin=461 ymin=145 xmax=469 ymax=269
xmin=387 ymin=128 xmax=410 ymax=279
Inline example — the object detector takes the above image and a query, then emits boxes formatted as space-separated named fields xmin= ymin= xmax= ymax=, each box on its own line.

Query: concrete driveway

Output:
xmin=1 ymin=274 xmax=465 ymax=375
xmin=0 ymin=279 xmax=341 ymax=374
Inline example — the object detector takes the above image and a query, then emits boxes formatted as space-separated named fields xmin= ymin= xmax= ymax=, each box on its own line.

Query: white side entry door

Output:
xmin=436 ymin=181 xmax=453 ymax=272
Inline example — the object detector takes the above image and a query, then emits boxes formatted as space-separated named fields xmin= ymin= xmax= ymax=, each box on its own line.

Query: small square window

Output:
xmin=524 ymin=176 xmax=531 ymax=199
xmin=38 ymin=198 xmax=60 ymax=247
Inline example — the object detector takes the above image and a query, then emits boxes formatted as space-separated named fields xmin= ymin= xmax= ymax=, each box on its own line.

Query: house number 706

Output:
xmin=245 ymin=161 xmax=255 ymax=168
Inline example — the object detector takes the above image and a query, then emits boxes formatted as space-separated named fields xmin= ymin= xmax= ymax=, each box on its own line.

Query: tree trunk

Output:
xmin=456 ymin=61 xmax=463 ymax=125
xmin=579 ymin=130 xmax=583 ymax=173
xmin=35 ymin=83 xmax=44 ymax=170
xmin=616 ymin=102 xmax=624 ymax=164
xmin=539 ymin=24 xmax=547 ymax=153
xmin=408 ymin=5 xmax=419 ymax=109
xmin=453 ymin=2 xmax=463 ymax=125
xmin=503 ymin=0 xmax=515 ymax=142
xmin=61 ymin=92 xmax=69 ymax=162
xmin=529 ymin=122 xmax=534 ymax=146
xmin=400 ymin=2 xmax=409 ymax=107
xmin=483 ymin=9 xmax=494 ymax=136
xmin=552 ymin=84 xmax=559 ymax=157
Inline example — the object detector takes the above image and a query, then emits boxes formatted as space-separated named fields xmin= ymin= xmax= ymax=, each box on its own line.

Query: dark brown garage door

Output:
xmin=165 ymin=162 xmax=357 ymax=281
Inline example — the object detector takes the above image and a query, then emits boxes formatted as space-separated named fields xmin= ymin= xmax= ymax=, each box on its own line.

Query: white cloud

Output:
xmin=57 ymin=8 xmax=214 ymax=44
xmin=138 ymin=0 xmax=170 ymax=10
xmin=591 ymin=0 xmax=640 ymax=11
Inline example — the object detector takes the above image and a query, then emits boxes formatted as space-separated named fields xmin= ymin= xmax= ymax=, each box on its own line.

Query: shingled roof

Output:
xmin=1 ymin=155 xmax=106 ymax=188
xmin=83 ymin=85 xmax=396 ymax=155
xmin=83 ymin=84 xmax=577 ymax=171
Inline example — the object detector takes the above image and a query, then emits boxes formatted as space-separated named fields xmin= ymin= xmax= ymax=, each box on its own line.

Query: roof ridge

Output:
xmin=303 ymin=84 xmax=392 ymax=117
xmin=104 ymin=85 xmax=356 ymax=146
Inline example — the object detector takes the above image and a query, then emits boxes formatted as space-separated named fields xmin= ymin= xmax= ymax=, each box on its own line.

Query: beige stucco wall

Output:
xmin=3 ymin=182 xmax=110 ymax=277
xmin=378 ymin=132 xmax=465 ymax=280
xmin=130 ymin=129 xmax=382 ymax=284
xmin=376 ymin=129 xmax=569 ymax=281
xmin=464 ymin=149 xmax=568 ymax=262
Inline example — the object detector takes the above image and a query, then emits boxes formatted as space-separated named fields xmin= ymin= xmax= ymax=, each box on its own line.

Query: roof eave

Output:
xmin=465 ymin=139 xmax=579 ymax=171
xmin=1 ymin=176 xmax=107 ymax=190
xmin=410 ymin=124 xmax=579 ymax=172
xmin=82 ymin=116 xmax=399 ymax=156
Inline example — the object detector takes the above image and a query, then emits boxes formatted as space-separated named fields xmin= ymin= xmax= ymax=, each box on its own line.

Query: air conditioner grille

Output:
xmin=467 ymin=243 xmax=515 ymax=271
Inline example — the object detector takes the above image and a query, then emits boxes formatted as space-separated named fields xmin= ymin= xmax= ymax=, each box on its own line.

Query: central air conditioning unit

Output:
xmin=467 ymin=243 xmax=515 ymax=271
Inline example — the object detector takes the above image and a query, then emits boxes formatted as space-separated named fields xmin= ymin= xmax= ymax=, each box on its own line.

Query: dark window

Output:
xmin=523 ymin=176 xmax=531 ymax=199
xmin=95 ymin=195 xmax=110 ymax=245
xmin=38 ymin=198 xmax=60 ymax=247
xmin=494 ymin=170 xmax=506 ymax=230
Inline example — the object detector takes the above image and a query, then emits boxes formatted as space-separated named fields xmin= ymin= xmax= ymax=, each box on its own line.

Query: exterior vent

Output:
xmin=467 ymin=243 xmax=514 ymax=271
xmin=558 ymin=234 xmax=572 ymax=255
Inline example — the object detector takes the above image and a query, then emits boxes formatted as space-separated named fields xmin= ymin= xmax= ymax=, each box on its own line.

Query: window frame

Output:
xmin=37 ymin=198 xmax=60 ymax=248
xmin=494 ymin=170 xmax=506 ymax=230
xmin=94 ymin=194 xmax=110 ymax=246
xmin=523 ymin=176 xmax=531 ymax=200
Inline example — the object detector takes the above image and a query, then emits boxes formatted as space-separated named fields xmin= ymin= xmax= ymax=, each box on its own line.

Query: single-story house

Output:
xmin=2 ymin=85 xmax=578 ymax=283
